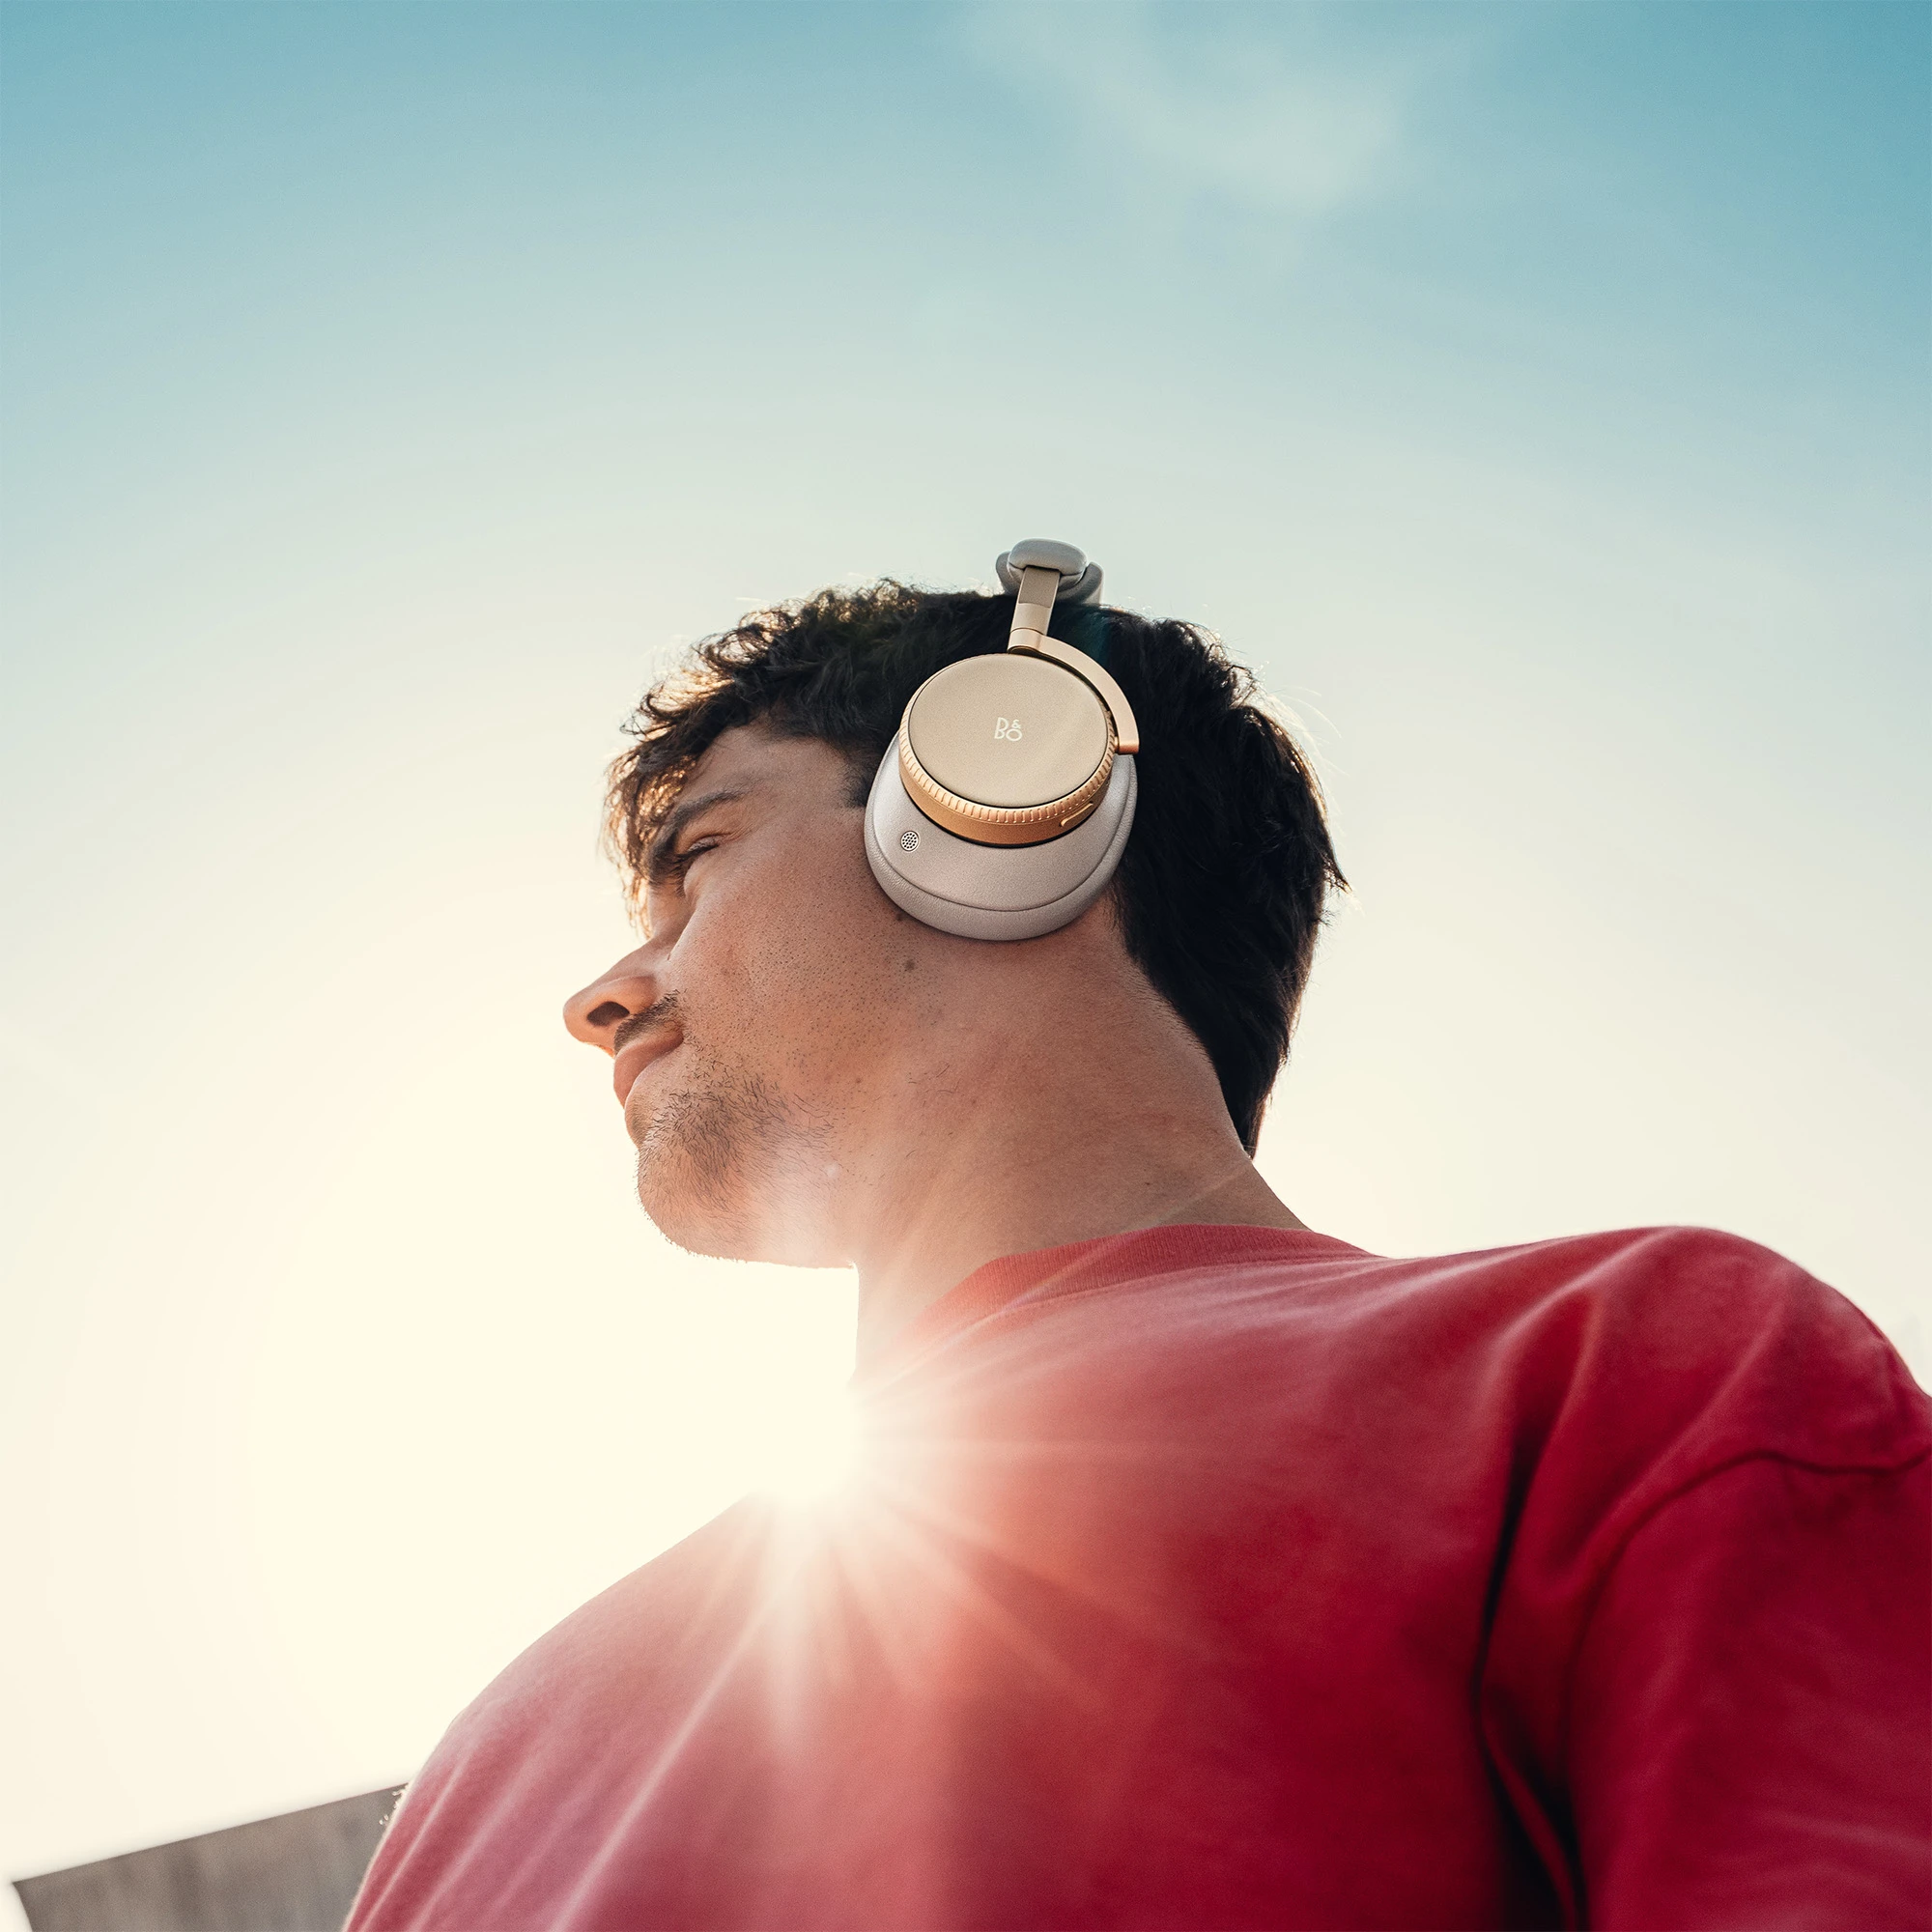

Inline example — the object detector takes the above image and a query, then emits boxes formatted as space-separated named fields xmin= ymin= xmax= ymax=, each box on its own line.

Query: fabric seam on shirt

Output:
xmin=1553 ymin=1441 xmax=1932 ymax=1769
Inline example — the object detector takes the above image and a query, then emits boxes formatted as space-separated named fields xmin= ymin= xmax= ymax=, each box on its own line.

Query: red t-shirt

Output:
xmin=348 ymin=1225 xmax=1930 ymax=1929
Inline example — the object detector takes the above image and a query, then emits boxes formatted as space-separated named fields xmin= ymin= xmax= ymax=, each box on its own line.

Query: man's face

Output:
xmin=564 ymin=724 xmax=918 ymax=1264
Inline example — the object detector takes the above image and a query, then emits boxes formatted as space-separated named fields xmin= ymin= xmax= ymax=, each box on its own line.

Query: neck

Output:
xmin=838 ymin=956 xmax=1303 ymax=1364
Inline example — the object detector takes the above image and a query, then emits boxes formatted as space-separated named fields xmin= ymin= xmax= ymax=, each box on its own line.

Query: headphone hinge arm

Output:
xmin=1006 ymin=562 xmax=1140 ymax=754
xmin=1009 ymin=564 xmax=1061 ymax=640
xmin=1008 ymin=631 xmax=1141 ymax=755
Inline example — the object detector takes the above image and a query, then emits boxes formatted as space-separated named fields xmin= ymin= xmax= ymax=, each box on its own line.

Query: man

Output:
xmin=349 ymin=560 xmax=1929 ymax=1930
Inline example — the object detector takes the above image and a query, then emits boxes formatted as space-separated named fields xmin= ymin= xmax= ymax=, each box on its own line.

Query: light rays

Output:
xmin=749 ymin=1378 xmax=863 ymax=1504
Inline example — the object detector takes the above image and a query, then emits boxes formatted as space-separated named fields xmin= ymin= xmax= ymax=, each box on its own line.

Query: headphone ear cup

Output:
xmin=865 ymin=748 xmax=1137 ymax=942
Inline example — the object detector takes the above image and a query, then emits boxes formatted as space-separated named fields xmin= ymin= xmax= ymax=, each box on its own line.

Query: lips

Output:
xmin=613 ymin=1031 xmax=681 ymax=1110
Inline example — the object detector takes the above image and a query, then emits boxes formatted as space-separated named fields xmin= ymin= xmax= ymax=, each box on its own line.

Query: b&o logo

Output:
xmin=993 ymin=716 xmax=1023 ymax=742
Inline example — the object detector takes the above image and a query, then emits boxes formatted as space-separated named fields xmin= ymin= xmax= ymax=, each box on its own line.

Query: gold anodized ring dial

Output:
xmin=898 ymin=654 xmax=1116 ymax=847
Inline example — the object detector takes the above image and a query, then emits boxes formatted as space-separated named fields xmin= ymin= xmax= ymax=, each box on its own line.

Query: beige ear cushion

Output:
xmin=864 ymin=748 xmax=1137 ymax=942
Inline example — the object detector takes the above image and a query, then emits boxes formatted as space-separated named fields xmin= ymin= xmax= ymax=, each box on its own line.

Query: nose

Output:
xmin=564 ymin=948 xmax=658 ymax=1056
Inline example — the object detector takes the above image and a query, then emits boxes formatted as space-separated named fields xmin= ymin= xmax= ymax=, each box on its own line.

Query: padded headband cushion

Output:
xmin=995 ymin=546 xmax=1103 ymax=607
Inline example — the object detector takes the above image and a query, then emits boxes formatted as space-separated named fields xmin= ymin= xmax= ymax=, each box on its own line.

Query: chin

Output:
xmin=635 ymin=1172 xmax=842 ymax=1268
xmin=632 ymin=1082 xmax=841 ymax=1266
xmin=635 ymin=1168 xmax=758 ymax=1264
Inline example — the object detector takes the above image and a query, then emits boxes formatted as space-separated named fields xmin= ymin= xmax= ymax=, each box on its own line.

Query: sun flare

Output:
xmin=748 ymin=1379 xmax=862 ymax=1504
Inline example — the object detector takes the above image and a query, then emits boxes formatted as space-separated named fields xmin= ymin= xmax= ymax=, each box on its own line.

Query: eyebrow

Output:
xmin=643 ymin=785 xmax=753 ymax=886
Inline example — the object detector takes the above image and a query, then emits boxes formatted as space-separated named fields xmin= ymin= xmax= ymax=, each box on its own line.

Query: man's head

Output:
xmin=564 ymin=580 xmax=1343 ymax=1261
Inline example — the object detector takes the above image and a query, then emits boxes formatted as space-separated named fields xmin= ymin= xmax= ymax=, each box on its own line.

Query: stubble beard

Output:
xmin=634 ymin=1065 xmax=834 ymax=1263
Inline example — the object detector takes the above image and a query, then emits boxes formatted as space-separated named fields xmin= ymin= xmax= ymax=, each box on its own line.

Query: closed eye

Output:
xmin=642 ymin=786 xmax=751 ymax=894
xmin=651 ymin=835 xmax=722 ymax=895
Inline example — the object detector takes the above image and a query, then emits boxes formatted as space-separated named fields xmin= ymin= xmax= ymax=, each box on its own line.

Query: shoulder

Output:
xmin=1085 ymin=1221 xmax=1882 ymax=1359
xmin=421 ymin=1496 xmax=776 ymax=1774
xmin=1382 ymin=1228 xmax=1931 ymax=1549
xmin=1372 ymin=1224 xmax=1923 ymax=1467
xmin=1179 ymin=1223 xmax=1930 ymax=1588
xmin=1445 ymin=1225 xmax=1921 ymax=1459
xmin=349 ymin=1497 xmax=781 ymax=1928
xmin=1044 ymin=1222 xmax=1927 ymax=1477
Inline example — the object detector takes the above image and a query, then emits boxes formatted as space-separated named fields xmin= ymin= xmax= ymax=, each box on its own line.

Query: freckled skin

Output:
xmin=565 ymin=724 xmax=1303 ymax=1354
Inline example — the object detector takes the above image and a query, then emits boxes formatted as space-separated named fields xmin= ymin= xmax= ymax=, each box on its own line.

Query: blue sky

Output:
xmin=2 ymin=0 xmax=1926 ymax=1899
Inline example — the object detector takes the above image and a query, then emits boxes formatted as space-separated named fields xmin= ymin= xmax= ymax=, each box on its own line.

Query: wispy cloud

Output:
xmin=959 ymin=1 xmax=1468 ymax=222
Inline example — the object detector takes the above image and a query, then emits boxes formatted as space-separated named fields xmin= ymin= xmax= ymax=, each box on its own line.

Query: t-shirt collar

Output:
xmin=858 ymin=1221 xmax=1364 ymax=1385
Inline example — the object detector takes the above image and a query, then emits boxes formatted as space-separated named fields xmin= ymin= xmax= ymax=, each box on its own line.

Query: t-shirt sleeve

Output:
xmin=1565 ymin=1450 xmax=1931 ymax=1930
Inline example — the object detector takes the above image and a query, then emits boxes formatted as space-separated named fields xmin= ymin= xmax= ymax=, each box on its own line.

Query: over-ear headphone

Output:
xmin=865 ymin=539 xmax=1140 ymax=941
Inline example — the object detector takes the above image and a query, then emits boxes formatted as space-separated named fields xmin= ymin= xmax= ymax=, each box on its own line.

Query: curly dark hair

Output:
xmin=604 ymin=582 xmax=1345 ymax=1152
